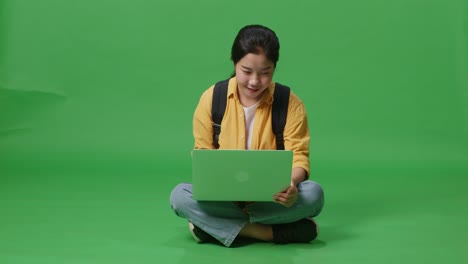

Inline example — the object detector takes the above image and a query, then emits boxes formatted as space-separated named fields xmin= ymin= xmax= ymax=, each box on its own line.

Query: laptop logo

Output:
xmin=235 ymin=171 xmax=250 ymax=182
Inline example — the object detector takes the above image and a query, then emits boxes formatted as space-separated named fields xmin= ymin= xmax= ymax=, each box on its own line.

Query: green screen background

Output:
xmin=1 ymin=0 xmax=467 ymax=263
xmin=1 ymin=0 xmax=467 ymax=173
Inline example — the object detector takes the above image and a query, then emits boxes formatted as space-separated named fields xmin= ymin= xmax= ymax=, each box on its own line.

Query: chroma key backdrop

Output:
xmin=1 ymin=1 xmax=467 ymax=264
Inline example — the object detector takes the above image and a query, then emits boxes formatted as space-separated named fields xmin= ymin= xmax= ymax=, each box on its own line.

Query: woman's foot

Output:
xmin=272 ymin=218 xmax=319 ymax=244
xmin=188 ymin=222 xmax=216 ymax=243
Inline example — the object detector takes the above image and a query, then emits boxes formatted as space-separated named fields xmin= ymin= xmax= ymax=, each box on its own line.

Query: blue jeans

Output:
xmin=169 ymin=180 xmax=325 ymax=247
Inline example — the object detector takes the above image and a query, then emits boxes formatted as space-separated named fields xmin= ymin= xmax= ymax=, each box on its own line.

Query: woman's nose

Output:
xmin=249 ymin=78 xmax=259 ymax=85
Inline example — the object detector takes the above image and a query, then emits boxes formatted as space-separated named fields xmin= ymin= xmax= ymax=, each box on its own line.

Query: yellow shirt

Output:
xmin=193 ymin=77 xmax=310 ymax=176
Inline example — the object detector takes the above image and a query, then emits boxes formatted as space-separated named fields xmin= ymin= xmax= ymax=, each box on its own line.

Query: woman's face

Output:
xmin=235 ymin=52 xmax=275 ymax=107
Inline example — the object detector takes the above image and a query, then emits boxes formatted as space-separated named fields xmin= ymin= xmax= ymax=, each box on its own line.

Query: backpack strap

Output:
xmin=272 ymin=83 xmax=290 ymax=150
xmin=211 ymin=79 xmax=229 ymax=149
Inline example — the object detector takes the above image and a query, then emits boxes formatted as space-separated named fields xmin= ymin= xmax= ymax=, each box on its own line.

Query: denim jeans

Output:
xmin=169 ymin=180 xmax=325 ymax=247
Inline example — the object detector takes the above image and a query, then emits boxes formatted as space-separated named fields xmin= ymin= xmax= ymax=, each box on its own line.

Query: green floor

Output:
xmin=1 ymin=160 xmax=467 ymax=264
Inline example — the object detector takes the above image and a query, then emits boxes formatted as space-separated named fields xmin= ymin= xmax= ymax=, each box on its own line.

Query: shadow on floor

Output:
xmin=230 ymin=237 xmax=327 ymax=248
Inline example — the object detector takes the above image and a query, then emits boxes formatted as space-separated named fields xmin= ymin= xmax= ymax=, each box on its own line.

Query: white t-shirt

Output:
xmin=243 ymin=101 xmax=260 ymax=149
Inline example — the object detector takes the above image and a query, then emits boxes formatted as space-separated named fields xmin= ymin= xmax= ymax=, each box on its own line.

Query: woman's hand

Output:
xmin=273 ymin=184 xmax=298 ymax=207
xmin=273 ymin=168 xmax=306 ymax=207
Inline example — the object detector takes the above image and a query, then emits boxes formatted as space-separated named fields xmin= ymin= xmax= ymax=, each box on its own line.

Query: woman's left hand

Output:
xmin=273 ymin=184 xmax=298 ymax=208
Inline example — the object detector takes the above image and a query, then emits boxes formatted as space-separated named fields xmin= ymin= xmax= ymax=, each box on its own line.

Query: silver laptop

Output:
xmin=191 ymin=149 xmax=292 ymax=201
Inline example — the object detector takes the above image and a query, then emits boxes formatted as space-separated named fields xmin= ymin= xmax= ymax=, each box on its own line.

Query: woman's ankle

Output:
xmin=239 ymin=223 xmax=273 ymax=241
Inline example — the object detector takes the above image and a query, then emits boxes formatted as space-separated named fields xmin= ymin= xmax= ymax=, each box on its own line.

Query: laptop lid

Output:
xmin=191 ymin=149 xmax=292 ymax=201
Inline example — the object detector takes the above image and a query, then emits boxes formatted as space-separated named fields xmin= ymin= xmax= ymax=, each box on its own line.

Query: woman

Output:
xmin=170 ymin=25 xmax=324 ymax=247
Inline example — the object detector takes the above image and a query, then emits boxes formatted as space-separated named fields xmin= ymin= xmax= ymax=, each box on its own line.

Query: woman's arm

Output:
xmin=193 ymin=87 xmax=215 ymax=149
xmin=291 ymin=167 xmax=307 ymax=186
xmin=274 ymin=92 xmax=310 ymax=207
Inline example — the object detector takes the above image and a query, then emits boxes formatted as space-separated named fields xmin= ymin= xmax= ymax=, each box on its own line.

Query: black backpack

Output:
xmin=211 ymin=79 xmax=290 ymax=150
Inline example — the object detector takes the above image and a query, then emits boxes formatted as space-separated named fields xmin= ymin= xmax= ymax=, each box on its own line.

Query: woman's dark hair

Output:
xmin=231 ymin=25 xmax=280 ymax=69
